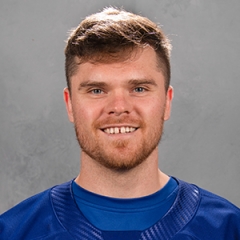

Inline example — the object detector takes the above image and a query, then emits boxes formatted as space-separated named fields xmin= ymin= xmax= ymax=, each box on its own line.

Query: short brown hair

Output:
xmin=65 ymin=7 xmax=172 ymax=92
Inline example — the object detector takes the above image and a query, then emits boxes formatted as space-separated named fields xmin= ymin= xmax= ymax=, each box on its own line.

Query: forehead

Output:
xmin=73 ymin=47 xmax=163 ymax=80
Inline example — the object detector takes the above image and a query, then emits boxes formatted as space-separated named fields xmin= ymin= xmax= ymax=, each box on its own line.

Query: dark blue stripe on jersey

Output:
xmin=51 ymin=179 xmax=200 ymax=240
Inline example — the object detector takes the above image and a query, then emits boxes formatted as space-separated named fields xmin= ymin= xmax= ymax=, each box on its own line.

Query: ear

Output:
xmin=164 ymin=86 xmax=174 ymax=121
xmin=63 ymin=87 xmax=74 ymax=123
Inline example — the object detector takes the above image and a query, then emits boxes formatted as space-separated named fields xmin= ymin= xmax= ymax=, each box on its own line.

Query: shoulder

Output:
xmin=176 ymin=178 xmax=240 ymax=213
xmin=176 ymin=179 xmax=240 ymax=239
xmin=0 ymin=181 xmax=73 ymax=240
xmin=198 ymin=186 xmax=240 ymax=222
xmin=196 ymin=185 xmax=240 ymax=216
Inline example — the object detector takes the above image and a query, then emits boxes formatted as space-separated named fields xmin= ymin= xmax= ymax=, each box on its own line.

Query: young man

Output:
xmin=0 ymin=7 xmax=239 ymax=240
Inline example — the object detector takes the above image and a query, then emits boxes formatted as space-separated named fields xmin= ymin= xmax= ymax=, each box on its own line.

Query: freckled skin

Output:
xmin=64 ymin=47 xmax=173 ymax=171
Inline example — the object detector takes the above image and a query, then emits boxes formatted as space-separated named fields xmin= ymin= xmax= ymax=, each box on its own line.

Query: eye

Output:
xmin=91 ymin=89 xmax=103 ymax=94
xmin=134 ymin=87 xmax=145 ymax=93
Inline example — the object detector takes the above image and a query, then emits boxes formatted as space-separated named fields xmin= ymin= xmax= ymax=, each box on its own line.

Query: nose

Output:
xmin=105 ymin=90 xmax=132 ymax=116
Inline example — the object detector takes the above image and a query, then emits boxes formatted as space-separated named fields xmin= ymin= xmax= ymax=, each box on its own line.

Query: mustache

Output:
xmin=94 ymin=116 xmax=143 ymax=128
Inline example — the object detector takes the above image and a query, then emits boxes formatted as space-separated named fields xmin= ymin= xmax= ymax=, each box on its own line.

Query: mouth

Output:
xmin=102 ymin=126 xmax=138 ymax=134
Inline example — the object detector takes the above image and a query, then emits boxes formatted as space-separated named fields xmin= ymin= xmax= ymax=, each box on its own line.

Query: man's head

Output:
xmin=65 ymin=7 xmax=172 ymax=93
xmin=64 ymin=7 xmax=173 ymax=171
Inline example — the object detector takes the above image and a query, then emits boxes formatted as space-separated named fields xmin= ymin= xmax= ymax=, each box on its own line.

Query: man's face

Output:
xmin=64 ymin=47 xmax=173 ymax=171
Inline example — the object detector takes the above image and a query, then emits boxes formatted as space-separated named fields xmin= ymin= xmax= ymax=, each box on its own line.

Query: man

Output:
xmin=0 ymin=7 xmax=239 ymax=240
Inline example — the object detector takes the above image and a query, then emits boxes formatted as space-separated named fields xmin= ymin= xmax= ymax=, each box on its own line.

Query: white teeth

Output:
xmin=121 ymin=127 xmax=125 ymax=133
xmin=115 ymin=127 xmax=119 ymax=134
xmin=104 ymin=127 xmax=136 ymax=134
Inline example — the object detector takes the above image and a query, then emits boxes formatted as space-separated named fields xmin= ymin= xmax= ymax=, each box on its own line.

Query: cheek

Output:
xmin=137 ymin=97 xmax=165 ymax=117
xmin=73 ymin=101 xmax=101 ymax=125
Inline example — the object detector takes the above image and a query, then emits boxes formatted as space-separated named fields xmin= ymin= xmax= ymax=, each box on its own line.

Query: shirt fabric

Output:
xmin=0 ymin=178 xmax=240 ymax=240
xmin=72 ymin=177 xmax=178 ymax=231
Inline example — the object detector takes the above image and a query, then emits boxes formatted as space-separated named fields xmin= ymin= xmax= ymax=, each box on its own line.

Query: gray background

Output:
xmin=0 ymin=0 xmax=239 ymax=213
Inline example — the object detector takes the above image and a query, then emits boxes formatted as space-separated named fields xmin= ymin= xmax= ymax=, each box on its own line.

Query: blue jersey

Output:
xmin=72 ymin=177 xmax=178 ymax=231
xmin=0 ymin=179 xmax=239 ymax=239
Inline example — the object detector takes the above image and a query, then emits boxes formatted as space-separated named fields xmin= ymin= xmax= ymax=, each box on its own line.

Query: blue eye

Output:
xmin=134 ymin=87 xmax=145 ymax=92
xmin=91 ymin=89 xmax=103 ymax=94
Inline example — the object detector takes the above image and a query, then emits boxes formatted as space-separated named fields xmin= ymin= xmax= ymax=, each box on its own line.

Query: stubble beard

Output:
xmin=73 ymin=115 xmax=165 ymax=172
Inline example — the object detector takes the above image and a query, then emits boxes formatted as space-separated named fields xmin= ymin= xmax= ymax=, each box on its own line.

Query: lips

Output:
xmin=103 ymin=126 xmax=137 ymax=134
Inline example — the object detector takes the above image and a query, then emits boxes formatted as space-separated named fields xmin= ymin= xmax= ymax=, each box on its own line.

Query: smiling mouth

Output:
xmin=102 ymin=126 xmax=138 ymax=134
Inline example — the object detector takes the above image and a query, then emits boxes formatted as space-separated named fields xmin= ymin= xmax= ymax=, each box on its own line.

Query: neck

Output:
xmin=75 ymin=149 xmax=169 ymax=198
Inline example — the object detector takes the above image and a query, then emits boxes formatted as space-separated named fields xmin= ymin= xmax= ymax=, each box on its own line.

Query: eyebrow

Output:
xmin=78 ymin=81 xmax=108 ymax=90
xmin=128 ymin=79 xmax=157 ymax=86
